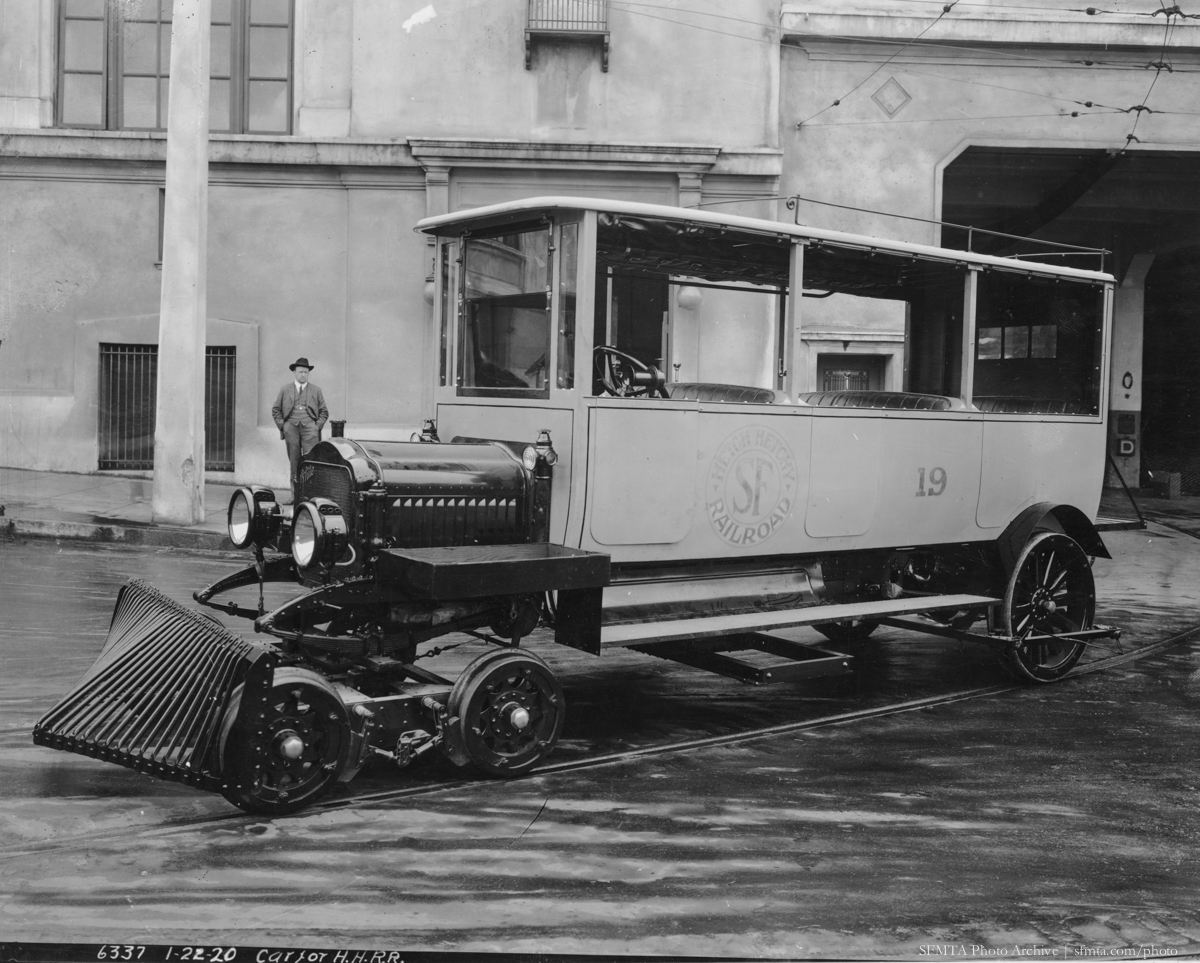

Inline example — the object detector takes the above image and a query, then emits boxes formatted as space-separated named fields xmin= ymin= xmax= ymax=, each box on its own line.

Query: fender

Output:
xmin=997 ymin=502 xmax=1111 ymax=575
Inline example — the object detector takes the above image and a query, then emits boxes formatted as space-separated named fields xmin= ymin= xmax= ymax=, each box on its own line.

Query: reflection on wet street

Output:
xmin=2 ymin=530 xmax=1200 ymax=958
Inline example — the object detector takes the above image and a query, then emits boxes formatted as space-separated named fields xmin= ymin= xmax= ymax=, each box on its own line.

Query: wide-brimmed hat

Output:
xmin=289 ymin=357 xmax=313 ymax=371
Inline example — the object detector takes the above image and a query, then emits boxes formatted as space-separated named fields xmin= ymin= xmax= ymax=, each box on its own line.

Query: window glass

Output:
xmin=977 ymin=327 xmax=1002 ymax=360
xmin=460 ymin=228 xmax=552 ymax=396
xmin=122 ymin=76 xmax=158 ymax=128
xmin=973 ymin=270 xmax=1104 ymax=415
xmin=64 ymin=19 xmax=105 ymax=70
xmin=248 ymin=80 xmax=288 ymax=131
xmin=65 ymin=0 xmax=105 ymax=15
xmin=122 ymin=22 xmax=159 ymax=73
xmin=210 ymin=24 xmax=232 ymax=75
xmin=1003 ymin=325 xmax=1029 ymax=359
xmin=58 ymin=0 xmax=292 ymax=134
xmin=209 ymin=78 xmax=231 ymax=130
xmin=249 ymin=25 xmax=289 ymax=76
xmin=557 ymin=223 xmax=578 ymax=389
xmin=124 ymin=0 xmax=159 ymax=19
xmin=61 ymin=74 xmax=104 ymax=126
xmin=251 ymin=0 xmax=290 ymax=24
xmin=439 ymin=242 xmax=453 ymax=387
xmin=1031 ymin=324 xmax=1057 ymax=358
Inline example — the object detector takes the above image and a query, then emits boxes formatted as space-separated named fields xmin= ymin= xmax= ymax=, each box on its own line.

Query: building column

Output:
xmin=1107 ymin=252 xmax=1155 ymax=489
xmin=152 ymin=0 xmax=211 ymax=525
xmin=678 ymin=172 xmax=704 ymax=209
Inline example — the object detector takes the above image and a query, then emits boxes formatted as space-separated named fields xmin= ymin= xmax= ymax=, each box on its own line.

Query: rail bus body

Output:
xmin=35 ymin=198 xmax=1120 ymax=814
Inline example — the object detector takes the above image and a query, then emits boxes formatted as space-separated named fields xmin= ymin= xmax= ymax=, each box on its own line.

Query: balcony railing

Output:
xmin=528 ymin=0 xmax=607 ymax=31
xmin=526 ymin=0 xmax=610 ymax=70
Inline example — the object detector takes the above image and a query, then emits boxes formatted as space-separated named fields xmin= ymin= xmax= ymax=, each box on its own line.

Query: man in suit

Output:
xmin=271 ymin=357 xmax=329 ymax=498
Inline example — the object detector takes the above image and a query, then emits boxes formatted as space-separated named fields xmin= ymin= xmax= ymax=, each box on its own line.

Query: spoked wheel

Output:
xmin=1002 ymin=532 xmax=1095 ymax=683
xmin=448 ymin=650 xmax=565 ymax=777
xmin=813 ymin=619 xmax=878 ymax=645
xmin=218 ymin=667 xmax=350 ymax=815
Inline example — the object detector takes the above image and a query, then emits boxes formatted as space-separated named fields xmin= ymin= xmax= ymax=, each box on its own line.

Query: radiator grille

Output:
xmin=391 ymin=495 xmax=522 ymax=548
xmin=32 ymin=579 xmax=272 ymax=791
xmin=297 ymin=461 xmax=356 ymax=528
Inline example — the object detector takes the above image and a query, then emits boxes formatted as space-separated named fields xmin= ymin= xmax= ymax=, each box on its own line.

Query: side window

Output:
xmin=556 ymin=223 xmax=578 ymax=390
xmin=57 ymin=0 xmax=293 ymax=134
xmin=459 ymin=226 xmax=552 ymax=398
xmin=973 ymin=271 xmax=1105 ymax=415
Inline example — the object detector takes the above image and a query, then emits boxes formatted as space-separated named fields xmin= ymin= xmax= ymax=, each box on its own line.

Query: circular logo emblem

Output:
xmin=706 ymin=425 xmax=798 ymax=546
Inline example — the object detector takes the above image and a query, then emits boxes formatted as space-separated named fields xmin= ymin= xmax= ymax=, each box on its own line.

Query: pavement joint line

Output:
xmin=5 ymin=622 xmax=1198 ymax=857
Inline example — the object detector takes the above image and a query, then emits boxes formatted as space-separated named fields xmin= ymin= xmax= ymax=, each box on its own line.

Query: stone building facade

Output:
xmin=1 ymin=0 xmax=1198 ymax=492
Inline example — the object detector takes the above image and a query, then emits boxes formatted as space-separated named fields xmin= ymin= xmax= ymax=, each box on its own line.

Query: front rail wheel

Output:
xmin=449 ymin=650 xmax=565 ymax=777
xmin=1003 ymin=532 xmax=1095 ymax=683
xmin=218 ymin=667 xmax=350 ymax=815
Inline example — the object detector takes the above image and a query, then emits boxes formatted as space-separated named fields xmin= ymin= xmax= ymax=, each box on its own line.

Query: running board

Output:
xmin=632 ymin=633 xmax=853 ymax=685
xmin=600 ymin=594 xmax=998 ymax=648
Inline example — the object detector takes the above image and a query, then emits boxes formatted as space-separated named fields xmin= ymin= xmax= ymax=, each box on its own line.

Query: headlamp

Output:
xmin=226 ymin=486 xmax=281 ymax=549
xmin=291 ymin=498 xmax=349 ymax=570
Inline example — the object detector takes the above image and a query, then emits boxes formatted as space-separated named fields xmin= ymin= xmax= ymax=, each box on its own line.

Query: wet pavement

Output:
xmin=1 ymin=529 xmax=1199 ymax=959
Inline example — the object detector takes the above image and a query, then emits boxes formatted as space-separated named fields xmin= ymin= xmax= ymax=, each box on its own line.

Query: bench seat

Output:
xmin=973 ymin=396 xmax=1085 ymax=414
xmin=797 ymin=390 xmax=956 ymax=411
xmin=666 ymin=382 xmax=786 ymax=404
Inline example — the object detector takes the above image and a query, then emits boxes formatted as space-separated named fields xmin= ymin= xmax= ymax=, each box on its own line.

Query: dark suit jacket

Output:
xmin=272 ymin=382 xmax=328 ymax=438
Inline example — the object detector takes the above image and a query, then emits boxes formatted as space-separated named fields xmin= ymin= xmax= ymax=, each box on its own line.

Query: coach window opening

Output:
xmin=455 ymin=218 xmax=583 ymax=401
xmin=794 ymin=240 xmax=980 ymax=405
xmin=970 ymin=266 xmax=1107 ymax=416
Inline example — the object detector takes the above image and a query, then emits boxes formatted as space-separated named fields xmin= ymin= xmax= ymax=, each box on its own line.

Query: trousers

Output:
xmin=283 ymin=417 xmax=320 ymax=491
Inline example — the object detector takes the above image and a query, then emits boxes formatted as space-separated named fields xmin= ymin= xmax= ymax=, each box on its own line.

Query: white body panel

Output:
xmin=423 ymin=198 xmax=1115 ymax=566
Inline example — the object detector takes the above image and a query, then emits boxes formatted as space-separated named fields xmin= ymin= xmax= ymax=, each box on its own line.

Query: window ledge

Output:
xmin=0 ymin=128 xmax=416 ymax=167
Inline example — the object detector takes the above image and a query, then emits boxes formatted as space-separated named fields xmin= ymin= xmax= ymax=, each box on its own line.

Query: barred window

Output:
xmin=58 ymin=0 xmax=293 ymax=134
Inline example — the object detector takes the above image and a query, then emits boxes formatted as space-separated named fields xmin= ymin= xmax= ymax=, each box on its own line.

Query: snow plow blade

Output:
xmin=33 ymin=579 xmax=275 ymax=792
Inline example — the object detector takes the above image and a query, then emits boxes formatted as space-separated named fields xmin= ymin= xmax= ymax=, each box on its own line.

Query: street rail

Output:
xmin=7 ymin=621 xmax=1199 ymax=860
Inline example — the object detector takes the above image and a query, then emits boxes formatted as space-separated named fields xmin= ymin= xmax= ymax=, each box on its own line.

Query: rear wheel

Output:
xmin=218 ymin=667 xmax=350 ymax=815
xmin=448 ymin=650 xmax=564 ymax=776
xmin=1002 ymin=532 xmax=1094 ymax=683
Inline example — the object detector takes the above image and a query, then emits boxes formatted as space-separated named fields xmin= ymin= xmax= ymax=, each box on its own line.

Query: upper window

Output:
xmin=58 ymin=0 xmax=293 ymax=134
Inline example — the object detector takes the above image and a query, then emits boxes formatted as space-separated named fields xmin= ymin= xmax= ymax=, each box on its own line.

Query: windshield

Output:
xmin=459 ymin=226 xmax=552 ymax=397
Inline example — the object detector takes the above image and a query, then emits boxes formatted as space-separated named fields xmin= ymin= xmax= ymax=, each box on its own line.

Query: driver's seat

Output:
xmin=666 ymin=382 xmax=787 ymax=405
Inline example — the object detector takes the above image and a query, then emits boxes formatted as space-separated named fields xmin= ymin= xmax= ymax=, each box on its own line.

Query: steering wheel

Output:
xmin=593 ymin=346 xmax=669 ymax=398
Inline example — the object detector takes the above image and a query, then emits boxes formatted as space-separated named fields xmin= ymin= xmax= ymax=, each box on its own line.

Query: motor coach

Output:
xmin=35 ymin=198 xmax=1120 ymax=814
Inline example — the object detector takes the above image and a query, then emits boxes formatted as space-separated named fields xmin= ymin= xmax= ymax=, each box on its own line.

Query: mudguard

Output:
xmin=998 ymin=502 xmax=1111 ymax=575
xmin=33 ymin=579 xmax=275 ymax=792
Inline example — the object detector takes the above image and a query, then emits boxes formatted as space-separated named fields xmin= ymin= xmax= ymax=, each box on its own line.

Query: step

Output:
xmin=600 ymin=593 xmax=998 ymax=648
xmin=633 ymin=633 xmax=854 ymax=685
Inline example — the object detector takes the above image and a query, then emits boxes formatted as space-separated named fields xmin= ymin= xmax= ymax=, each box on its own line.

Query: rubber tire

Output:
xmin=1002 ymin=532 xmax=1094 ymax=684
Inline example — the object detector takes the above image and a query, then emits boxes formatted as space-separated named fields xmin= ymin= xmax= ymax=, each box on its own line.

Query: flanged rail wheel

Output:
xmin=218 ymin=667 xmax=350 ymax=815
xmin=1002 ymin=532 xmax=1095 ymax=683
xmin=449 ymin=650 xmax=565 ymax=777
xmin=813 ymin=619 xmax=878 ymax=645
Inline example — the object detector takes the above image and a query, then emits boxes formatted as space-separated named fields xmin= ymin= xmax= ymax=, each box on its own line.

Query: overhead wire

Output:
xmin=604 ymin=0 xmax=1193 ymax=147
xmin=607 ymin=0 xmax=1198 ymax=74
xmin=798 ymin=1 xmax=965 ymax=127
xmin=1120 ymin=3 xmax=1178 ymax=147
